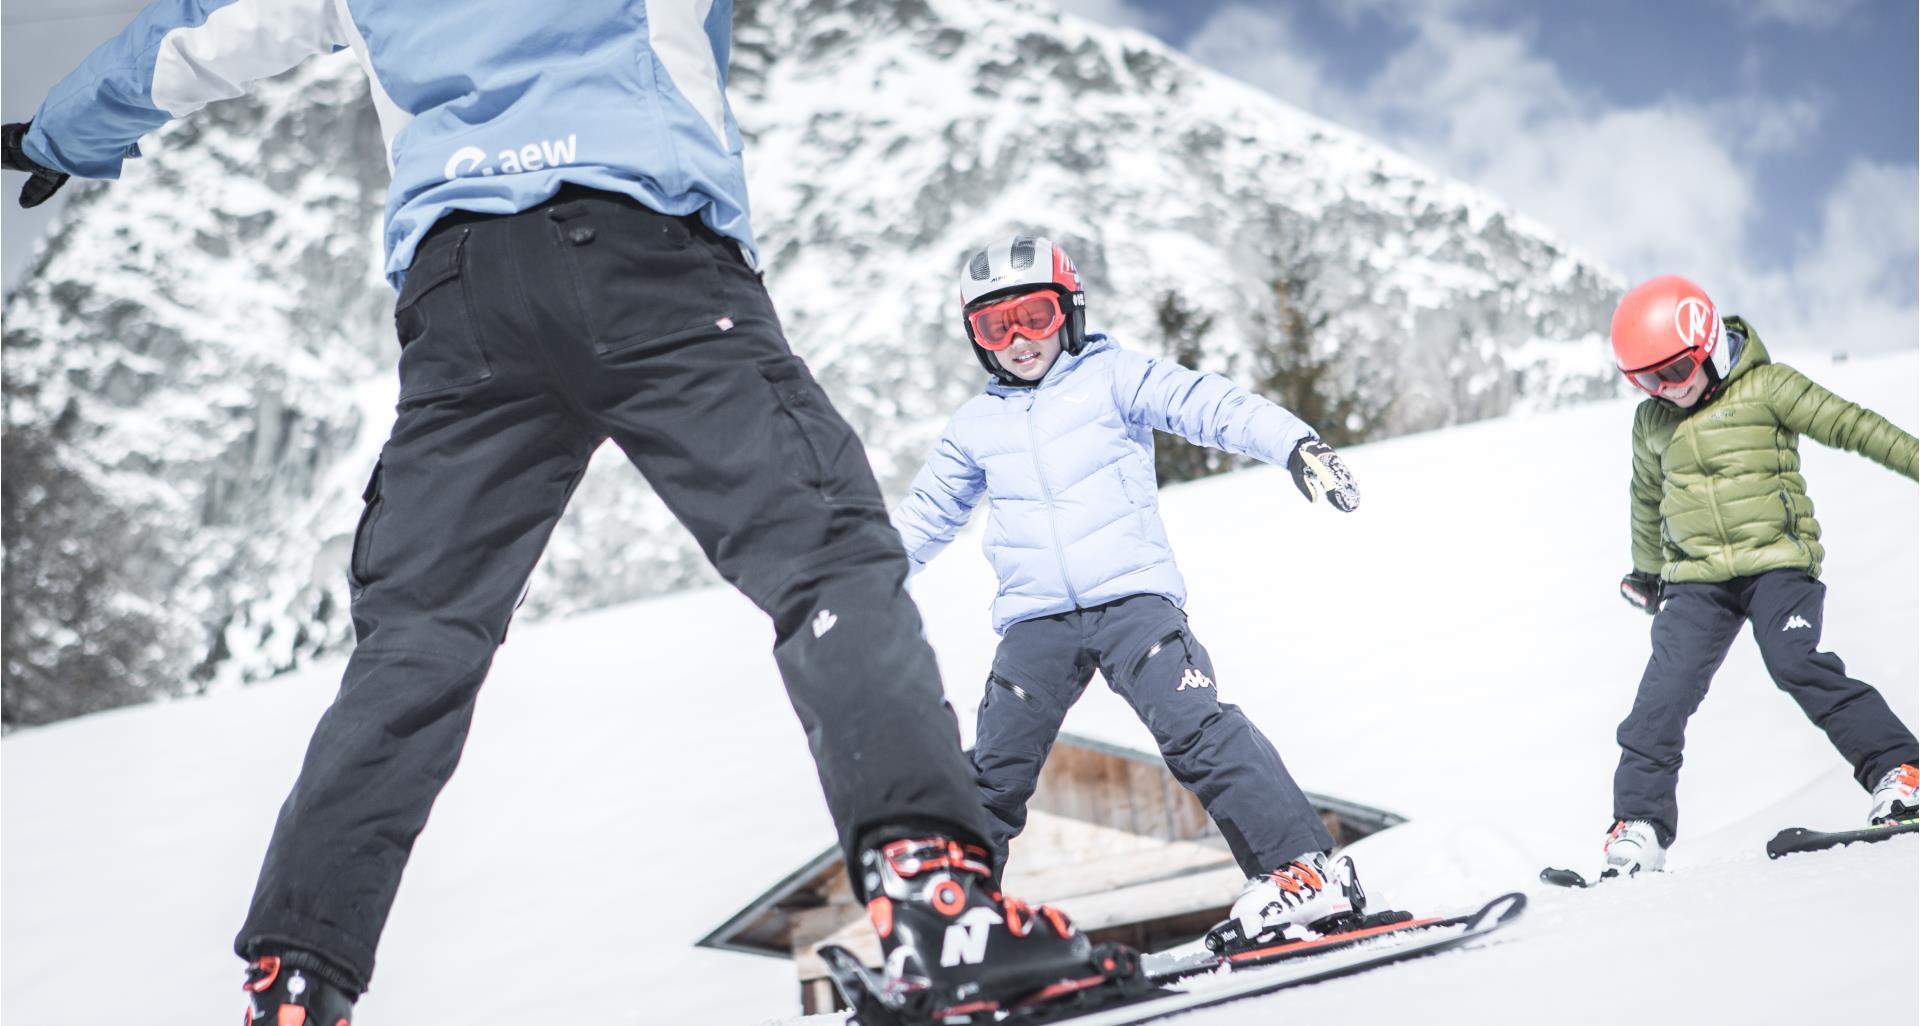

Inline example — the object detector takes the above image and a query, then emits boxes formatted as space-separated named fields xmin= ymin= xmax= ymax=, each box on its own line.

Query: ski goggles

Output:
xmin=1623 ymin=350 xmax=1703 ymax=395
xmin=966 ymin=290 xmax=1066 ymax=351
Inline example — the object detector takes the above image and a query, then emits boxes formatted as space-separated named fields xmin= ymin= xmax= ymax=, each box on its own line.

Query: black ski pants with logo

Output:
xmin=235 ymin=187 xmax=989 ymax=992
xmin=972 ymin=594 xmax=1334 ymax=878
xmin=1613 ymin=569 xmax=1918 ymax=845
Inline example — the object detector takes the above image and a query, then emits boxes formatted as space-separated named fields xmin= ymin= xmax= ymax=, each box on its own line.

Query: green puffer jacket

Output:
xmin=1630 ymin=317 xmax=1919 ymax=583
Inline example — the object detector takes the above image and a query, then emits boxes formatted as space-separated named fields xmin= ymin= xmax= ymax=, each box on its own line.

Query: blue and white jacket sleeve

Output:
xmin=1111 ymin=348 xmax=1316 ymax=467
xmin=22 ymin=0 xmax=348 ymax=178
xmin=890 ymin=424 xmax=986 ymax=575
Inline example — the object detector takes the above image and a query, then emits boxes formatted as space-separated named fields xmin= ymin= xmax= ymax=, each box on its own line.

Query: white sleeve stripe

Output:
xmin=150 ymin=0 xmax=346 ymax=117
xmin=647 ymin=0 xmax=728 ymax=147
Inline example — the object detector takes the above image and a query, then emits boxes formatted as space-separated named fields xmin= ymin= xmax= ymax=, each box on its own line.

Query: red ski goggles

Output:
xmin=966 ymin=290 xmax=1067 ymax=351
xmin=1623 ymin=350 xmax=1703 ymax=395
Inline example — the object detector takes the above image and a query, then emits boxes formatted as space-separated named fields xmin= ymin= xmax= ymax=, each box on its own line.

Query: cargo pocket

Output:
xmin=757 ymin=356 xmax=887 ymax=511
xmin=394 ymin=228 xmax=492 ymax=402
xmin=348 ymin=460 xmax=385 ymax=590
xmin=555 ymin=209 xmax=726 ymax=355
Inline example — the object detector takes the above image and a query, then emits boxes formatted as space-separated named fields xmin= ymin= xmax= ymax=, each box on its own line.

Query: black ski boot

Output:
xmin=820 ymin=835 xmax=1149 ymax=1024
xmin=243 ymin=954 xmax=356 ymax=1026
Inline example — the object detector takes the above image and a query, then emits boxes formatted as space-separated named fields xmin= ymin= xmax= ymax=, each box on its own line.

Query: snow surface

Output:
xmin=3 ymin=348 xmax=1916 ymax=1025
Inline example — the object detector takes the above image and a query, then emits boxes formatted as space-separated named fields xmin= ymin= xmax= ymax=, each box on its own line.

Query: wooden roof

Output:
xmin=698 ymin=732 xmax=1403 ymax=969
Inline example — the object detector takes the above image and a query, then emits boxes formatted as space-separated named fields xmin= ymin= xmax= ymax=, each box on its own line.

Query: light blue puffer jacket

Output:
xmin=894 ymin=334 xmax=1315 ymax=633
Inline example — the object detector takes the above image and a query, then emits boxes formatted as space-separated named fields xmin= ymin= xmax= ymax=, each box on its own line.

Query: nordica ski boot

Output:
xmin=243 ymin=954 xmax=356 ymax=1026
xmin=1868 ymin=763 xmax=1918 ymax=825
xmin=818 ymin=835 xmax=1150 ymax=1025
xmin=1206 ymin=851 xmax=1366 ymax=951
xmin=1601 ymin=819 xmax=1667 ymax=880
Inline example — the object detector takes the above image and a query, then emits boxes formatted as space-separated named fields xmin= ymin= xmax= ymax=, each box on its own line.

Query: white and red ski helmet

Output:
xmin=958 ymin=235 xmax=1088 ymax=380
xmin=1610 ymin=275 xmax=1735 ymax=398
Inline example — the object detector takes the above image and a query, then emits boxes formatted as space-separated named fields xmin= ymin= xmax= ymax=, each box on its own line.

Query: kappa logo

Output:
xmin=941 ymin=907 xmax=1004 ymax=967
xmin=1782 ymin=615 xmax=1812 ymax=632
xmin=812 ymin=609 xmax=839 ymax=638
xmin=1176 ymin=667 xmax=1214 ymax=691
xmin=1673 ymin=296 xmax=1719 ymax=355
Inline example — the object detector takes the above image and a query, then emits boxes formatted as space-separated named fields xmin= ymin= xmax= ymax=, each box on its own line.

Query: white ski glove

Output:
xmin=1288 ymin=438 xmax=1359 ymax=512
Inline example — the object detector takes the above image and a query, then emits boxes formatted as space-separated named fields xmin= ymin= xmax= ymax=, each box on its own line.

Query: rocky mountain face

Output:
xmin=1 ymin=0 xmax=1623 ymax=725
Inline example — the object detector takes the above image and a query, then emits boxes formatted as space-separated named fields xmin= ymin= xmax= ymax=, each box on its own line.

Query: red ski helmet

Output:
xmin=1610 ymin=275 xmax=1732 ymax=399
xmin=958 ymin=235 xmax=1086 ymax=384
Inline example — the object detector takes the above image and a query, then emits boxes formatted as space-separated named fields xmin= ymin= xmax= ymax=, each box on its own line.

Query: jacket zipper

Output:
xmin=1685 ymin=418 xmax=1734 ymax=565
xmin=1027 ymin=397 xmax=1081 ymax=608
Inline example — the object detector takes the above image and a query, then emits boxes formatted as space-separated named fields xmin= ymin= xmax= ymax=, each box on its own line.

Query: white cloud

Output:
xmin=1735 ymin=160 xmax=1919 ymax=354
xmin=1183 ymin=5 xmax=1344 ymax=119
xmin=1713 ymin=0 xmax=1867 ymax=28
xmin=1175 ymin=3 xmax=1913 ymax=354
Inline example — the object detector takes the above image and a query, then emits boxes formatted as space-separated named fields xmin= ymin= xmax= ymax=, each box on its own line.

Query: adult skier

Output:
xmin=891 ymin=234 xmax=1370 ymax=958
xmin=3 ymin=4 xmax=1103 ymax=1022
xmin=1602 ymin=274 xmax=1919 ymax=880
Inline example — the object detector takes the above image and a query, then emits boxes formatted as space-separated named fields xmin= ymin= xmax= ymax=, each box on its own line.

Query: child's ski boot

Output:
xmin=818 ymin=835 xmax=1151 ymax=1024
xmin=1868 ymin=763 xmax=1918 ymax=825
xmin=243 ymin=954 xmax=356 ymax=1026
xmin=1601 ymin=819 xmax=1666 ymax=880
xmin=1205 ymin=851 xmax=1368 ymax=952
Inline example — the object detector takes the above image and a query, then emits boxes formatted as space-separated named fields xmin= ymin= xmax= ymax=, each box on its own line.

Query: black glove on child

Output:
xmin=1619 ymin=571 xmax=1663 ymax=615
xmin=2 ymin=121 xmax=69 ymax=208
xmin=1288 ymin=438 xmax=1359 ymax=512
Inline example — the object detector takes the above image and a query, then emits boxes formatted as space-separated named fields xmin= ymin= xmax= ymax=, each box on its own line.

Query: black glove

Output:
xmin=1288 ymin=438 xmax=1359 ymax=512
xmin=2 ymin=121 xmax=70 ymax=208
xmin=1620 ymin=571 xmax=1663 ymax=615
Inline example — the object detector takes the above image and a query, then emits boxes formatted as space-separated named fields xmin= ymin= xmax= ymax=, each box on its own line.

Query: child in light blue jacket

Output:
xmin=895 ymin=235 xmax=1366 ymax=944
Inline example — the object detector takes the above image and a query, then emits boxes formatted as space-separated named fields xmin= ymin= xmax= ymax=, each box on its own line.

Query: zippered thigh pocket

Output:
xmin=757 ymin=356 xmax=887 ymax=511
xmin=348 ymin=460 xmax=385 ymax=589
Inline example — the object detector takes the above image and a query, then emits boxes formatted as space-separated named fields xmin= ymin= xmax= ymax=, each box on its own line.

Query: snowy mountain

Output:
xmin=4 ymin=347 xmax=1912 ymax=1025
xmin=1 ymin=0 xmax=1626 ymax=717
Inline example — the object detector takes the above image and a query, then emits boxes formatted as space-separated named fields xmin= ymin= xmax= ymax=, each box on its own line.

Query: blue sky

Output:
xmin=1060 ymin=0 xmax=1919 ymax=353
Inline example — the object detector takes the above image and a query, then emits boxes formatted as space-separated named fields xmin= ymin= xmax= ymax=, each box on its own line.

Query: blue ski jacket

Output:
xmin=21 ymin=0 xmax=755 ymax=287
xmin=893 ymin=334 xmax=1316 ymax=633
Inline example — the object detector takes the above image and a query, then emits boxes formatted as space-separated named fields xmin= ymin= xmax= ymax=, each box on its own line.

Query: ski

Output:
xmin=819 ymin=892 xmax=1524 ymax=1026
xmin=1765 ymin=817 xmax=1917 ymax=859
xmin=1142 ymin=906 xmax=1479 ymax=981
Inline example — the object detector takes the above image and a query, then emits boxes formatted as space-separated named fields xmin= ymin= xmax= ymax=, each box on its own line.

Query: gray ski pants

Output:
xmin=235 ymin=188 xmax=989 ymax=991
xmin=972 ymin=594 xmax=1334 ymax=877
xmin=1613 ymin=568 xmax=1918 ymax=844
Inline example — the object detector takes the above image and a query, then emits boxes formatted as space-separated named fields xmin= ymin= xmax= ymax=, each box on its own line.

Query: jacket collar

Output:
xmin=984 ymin=333 xmax=1113 ymax=397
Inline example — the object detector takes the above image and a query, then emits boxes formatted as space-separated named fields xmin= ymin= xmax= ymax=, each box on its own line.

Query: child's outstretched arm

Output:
xmin=1764 ymin=366 xmax=1919 ymax=480
xmin=1111 ymin=349 xmax=1358 ymax=509
xmin=891 ymin=425 xmax=986 ymax=574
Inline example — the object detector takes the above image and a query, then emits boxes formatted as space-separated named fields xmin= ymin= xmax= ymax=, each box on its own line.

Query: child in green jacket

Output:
xmin=1600 ymin=274 xmax=1918 ymax=880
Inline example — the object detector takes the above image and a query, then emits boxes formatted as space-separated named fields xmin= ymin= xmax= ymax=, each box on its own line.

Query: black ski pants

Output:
xmin=235 ymin=187 xmax=988 ymax=991
xmin=972 ymin=594 xmax=1334 ymax=878
xmin=1613 ymin=568 xmax=1917 ymax=844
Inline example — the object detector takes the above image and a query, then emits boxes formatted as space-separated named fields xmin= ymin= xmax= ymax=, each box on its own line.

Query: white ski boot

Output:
xmin=1601 ymin=819 xmax=1666 ymax=879
xmin=1868 ymin=763 xmax=1918 ymax=824
xmin=1222 ymin=851 xmax=1362 ymax=947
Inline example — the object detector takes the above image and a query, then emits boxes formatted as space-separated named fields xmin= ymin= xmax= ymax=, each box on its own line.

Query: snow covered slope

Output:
xmin=3 ymin=347 xmax=1914 ymax=1025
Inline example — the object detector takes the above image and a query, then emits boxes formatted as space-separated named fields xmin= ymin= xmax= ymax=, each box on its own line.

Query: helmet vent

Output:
xmin=1009 ymin=236 xmax=1036 ymax=271
xmin=968 ymin=251 xmax=992 ymax=281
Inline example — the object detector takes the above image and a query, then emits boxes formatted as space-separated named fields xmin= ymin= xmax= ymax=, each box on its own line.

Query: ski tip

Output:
xmin=1470 ymin=891 xmax=1527 ymax=928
